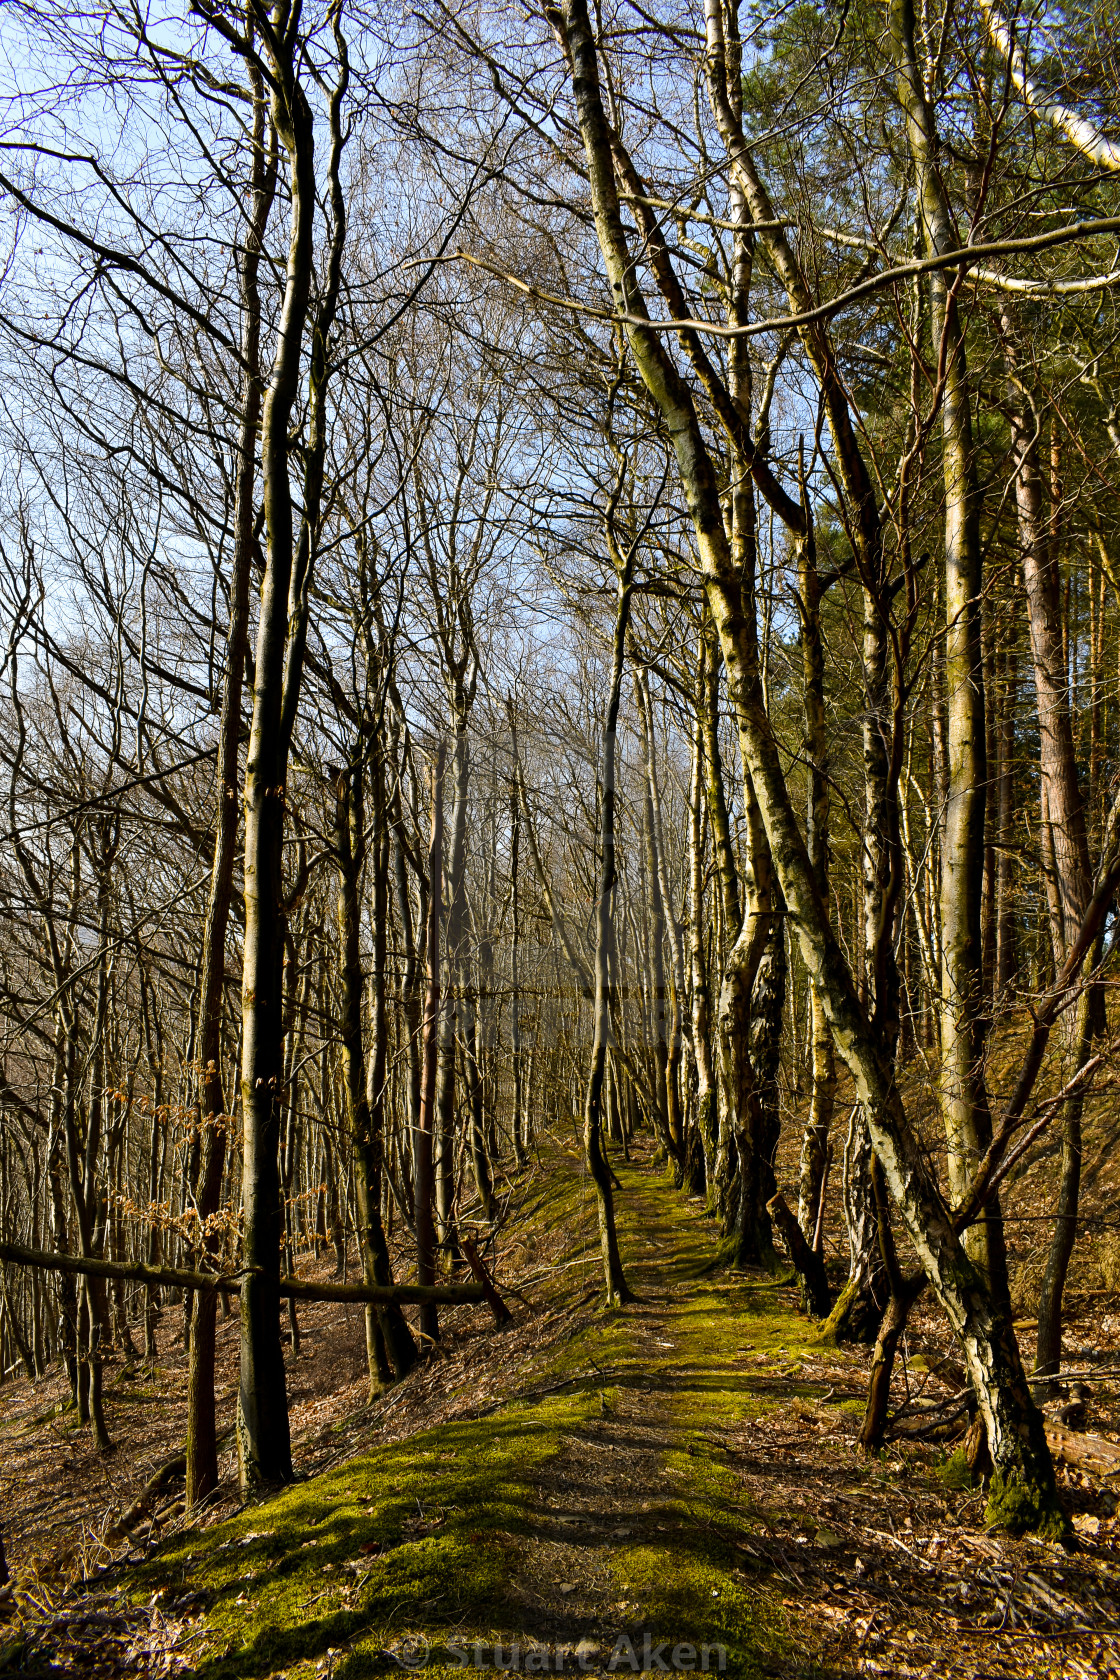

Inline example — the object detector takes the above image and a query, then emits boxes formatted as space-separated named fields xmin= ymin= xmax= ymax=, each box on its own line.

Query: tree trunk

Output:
xmin=995 ymin=643 xmax=1018 ymax=996
xmin=558 ymin=0 xmax=1063 ymax=1531
xmin=819 ymin=1108 xmax=887 ymax=1344
xmin=434 ymin=691 xmax=471 ymax=1250
xmin=509 ymin=788 xmax=528 ymax=1164
xmin=389 ymin=716 xmax=424 ymax=1171
xmin=891 ymin=0 xmax=1008 ymax=1306
xmin=687 ymin=704 xmax=717 ymax=1191
xmin=335 ymin=751 xmax=418 ymax=1396
xmin=634 ymin=665 xmax=687 ymax=1174
xmin=794 ymin=478 xmax=836 ymax=1242
xmin=236 ymin=26 xmax=323 ymax=1498
xmin=416 ymin=746 xmax=445 ymax=1345
xmin=584 ymin=550 xmax=636 ymax=1307
xmin=999 ymin=315 xmax=1096 ymax=1387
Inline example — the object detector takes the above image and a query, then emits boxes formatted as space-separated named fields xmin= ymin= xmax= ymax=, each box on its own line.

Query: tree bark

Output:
xmin=891 ymin=0 xmax=1008 ymax=1305
xmin=335 ymin=750 xmax=418 ymax=1396
xmin=416 ymin=746 xmax=445 ymax=1345
xmin=557 ymin=0 xmax=1063 ymax=1531
xmin=237 ymin=7 xmax=343 ymax=1495
xmin=1000 ymin=294 xmax=1096 ymax=1385
xmin=509 ymin=787 xmax=529 ymax=1163
xmin=634 ymin=665 xmax=688 ymax=1175
xmin=584 ymin=548 xmax=636 ymax=1307
xmin=687 ymin=701 xmax=717 ymax=1191
xmin=434 ymin=703 xmax=470 ymax=1250
xmin=0 ymin=1243 xmax=486 ymax=1306
xmin=794 ymin=473 xmax=836 ymax=1242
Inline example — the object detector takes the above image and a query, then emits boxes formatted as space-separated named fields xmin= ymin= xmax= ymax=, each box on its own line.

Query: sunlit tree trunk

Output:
xmin=687 ymin=701 xmax=717 ymax=1190
xmin=558 ymin=0 xmax=1062 ymax=1529
xmin=892 ymin=0 xmax=1007 ymax=1303
xmin=584 ymin=550 xmax=636 ymax=1307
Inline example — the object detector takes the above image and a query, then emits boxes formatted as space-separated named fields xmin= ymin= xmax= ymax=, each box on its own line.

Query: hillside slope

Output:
xmin=3 ymin=1139 xmax=1120 ymax=1680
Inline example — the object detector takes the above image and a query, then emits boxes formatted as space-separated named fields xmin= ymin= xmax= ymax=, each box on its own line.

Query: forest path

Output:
xmin=117 ymin=1142 xmax=832 ymax=1680
xmin=7 ymin=1141 xmax=1120 ymax=1680
xmin=484 ymin=1147 xmax=810 ymax=1672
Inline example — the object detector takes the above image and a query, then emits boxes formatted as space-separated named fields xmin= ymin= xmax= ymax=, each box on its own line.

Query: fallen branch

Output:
xmin=105 ymin=1451 xmax=188 ymax=1541
xmin=1044 ymin=1423 xmax=1120 ymax=1478
xmin=460 ymin=1238 xmax=514 ymax=1326
xmin=0 ymin=1242 xmax=485 ymax=1307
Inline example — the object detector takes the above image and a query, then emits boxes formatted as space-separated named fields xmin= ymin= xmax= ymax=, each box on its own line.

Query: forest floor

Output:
xmin=2 ymin=1135 xmax=1120 ymax=1679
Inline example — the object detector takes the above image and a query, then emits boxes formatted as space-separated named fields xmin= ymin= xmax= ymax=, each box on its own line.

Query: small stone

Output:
xmin=559 ymin=1583 xmax=578 ymax=1595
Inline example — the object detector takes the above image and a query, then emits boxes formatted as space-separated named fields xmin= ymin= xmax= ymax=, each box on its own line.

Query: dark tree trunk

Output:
xmin=187 ymin=64 xmax=275 ymax=1509
xmin=238 ymin=10 xmax=349 ymax=1494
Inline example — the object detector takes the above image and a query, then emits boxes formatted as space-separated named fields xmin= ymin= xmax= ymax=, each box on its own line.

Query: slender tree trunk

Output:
xmin=819 ymin=1107 xmax=886 ymax=1343
xmin=892 ymin=0 xmax=1008 ymax=1303
xmin=1000 ymin=312 xmax=1096 ymax=1383
xmin=584 ymin=554 xmax=636 ymax=1307
xmin=638 ymin=739 xmax=672 ymax=1156
xmin=236 ymin=27 xmax=322 ymax=1498
xmin=981 ymin=602 xmax=998 ymax=1006
xmin=389 ymin=720 xmax=424 ymax=1164
xmin=698 ymin=632 xmax=741 ymax=1222
xmin=335 ymin=751 xmax=418 ymax=1395
xmin=510 ymin=788 xmax=528 ymax=1164
xmin=466 ymin=946 xmax=495 ymax=1218
xmin=687 ymin=705 xmax=716 ymax=1191
xmin=47 ymin=1066 xmax=79 ymax=1402
xmin=859 ymin=1156 xmax=920 ymax=1453
xmin=1035 ymin=972 xmax=1094 ymax=1381
xmin=995 ymin=643 xmax=1018 ymax=995
xmin=416 ymin=746 xmax=445 ymax=1345
xmin=434 ymin=695 xmax=470 ymax=1249
xmin=366 ymin=757 xmax=420 ymax=1378
xmin=793 ymin=472 xmax=836 ymax=1241
xmin=634 ymin=666 xmax=688 ymax=1175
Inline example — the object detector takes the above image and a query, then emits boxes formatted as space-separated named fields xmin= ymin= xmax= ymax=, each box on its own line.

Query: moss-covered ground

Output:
xmin=24 ymin=1139 xmax=1118 ymax=1680
xmin=123 ymin=1147 xmax=836 ymax=1680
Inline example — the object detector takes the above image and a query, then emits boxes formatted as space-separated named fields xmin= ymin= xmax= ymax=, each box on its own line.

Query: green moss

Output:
xmin=936 ymin=1450 xmax=974 ymax=1492
xmin=142 ymin=1387 xmax=599 ymax=1679
xmin=597 ymin=1167 xmax=826 ymax=1676
xmin=122 ymin=1147 xmax=842 ymax=1680
xmin=614 ymin=1541 xmax=779 ymax=1679
xmin=985 ymin=1470 xmax=1070 ymax=1541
